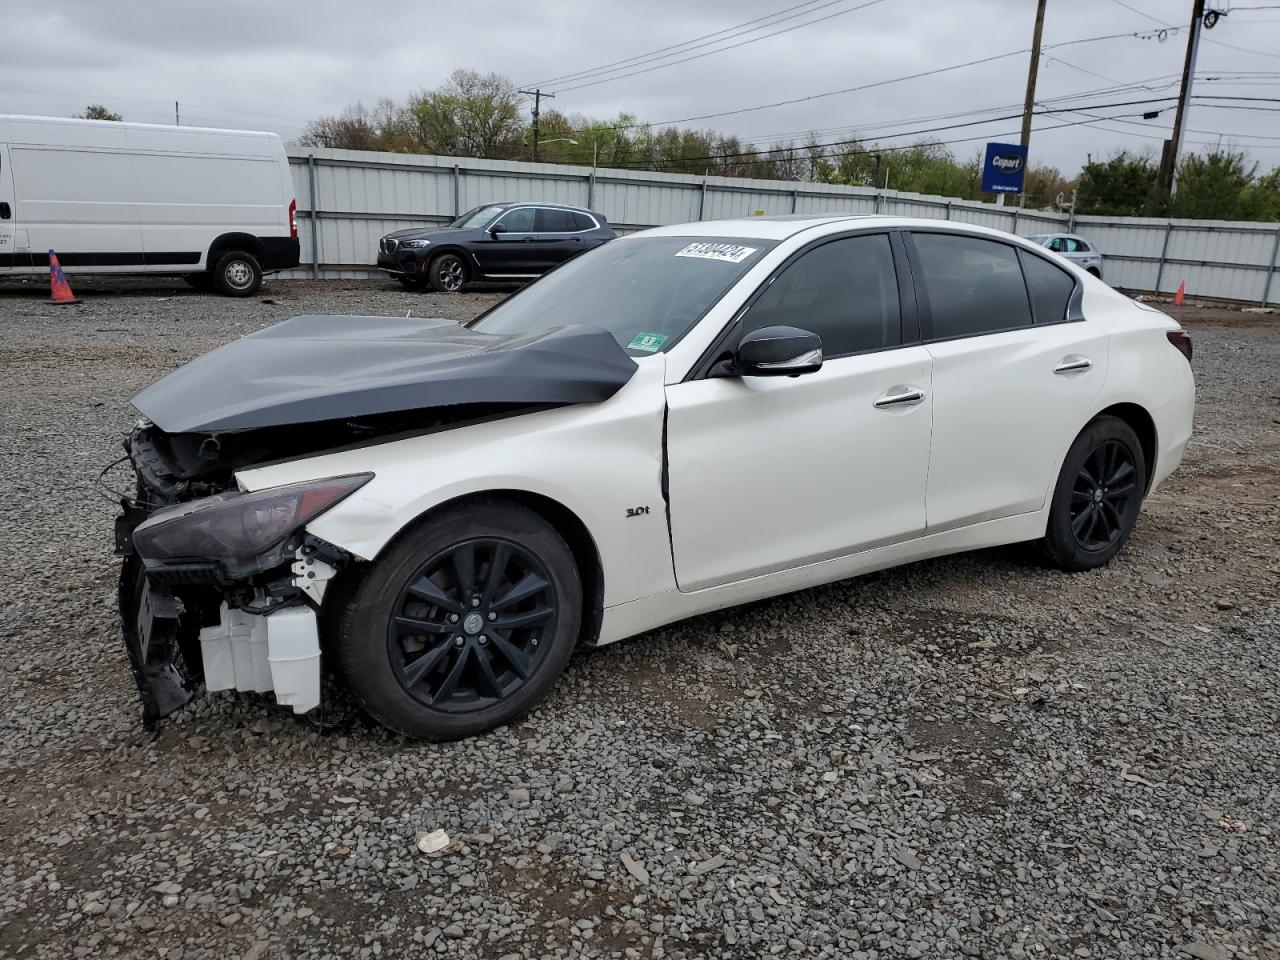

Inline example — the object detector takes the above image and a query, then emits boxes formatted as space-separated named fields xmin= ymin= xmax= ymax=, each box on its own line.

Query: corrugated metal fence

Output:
xmin=286 ymin=147 xmax=1280 ymax=305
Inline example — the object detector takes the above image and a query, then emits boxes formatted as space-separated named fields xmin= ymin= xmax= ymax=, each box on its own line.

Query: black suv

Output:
xmin=377 ymin=202 xmax=616 ymax=292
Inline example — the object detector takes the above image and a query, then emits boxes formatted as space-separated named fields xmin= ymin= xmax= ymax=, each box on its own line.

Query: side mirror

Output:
xmin=488 ymin=223 xmax=507 ymax=237
xmin=733 ymin=325 xmax=823 ymax=377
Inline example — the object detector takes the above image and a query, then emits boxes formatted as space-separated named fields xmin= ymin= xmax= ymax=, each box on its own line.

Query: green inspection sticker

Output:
xmin=628 ymin=332 xmax=668 ymax=352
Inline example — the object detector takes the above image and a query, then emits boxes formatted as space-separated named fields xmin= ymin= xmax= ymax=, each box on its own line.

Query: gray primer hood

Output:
xmin=132 ymin=314 xmax=639 ymax=433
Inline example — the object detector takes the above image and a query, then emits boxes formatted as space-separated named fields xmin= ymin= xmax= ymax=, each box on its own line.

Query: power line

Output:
xmin=1107 ymin=0 xmax=1280 ymax=60
xmin=704 ymin=111 xmax=1193 ymax=172
xmin=521 ymin=0 xmax=845 ymax=88
xmin=730 ymin=75 xmax=1191 ymax=148
xmin=1108 ymin=0 xmax=1174 ymax=27
xmin=559 ymin=28 xmax=1187 ymax=138
xmin=609 ymin=96 xmax=1184 ymax=170
xmin=547 ymin=0 xmax=890 ymax=94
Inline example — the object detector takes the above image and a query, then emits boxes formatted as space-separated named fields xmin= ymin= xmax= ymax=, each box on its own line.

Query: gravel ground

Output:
xmin=0 ymin=278 xmax=1277 ymax=960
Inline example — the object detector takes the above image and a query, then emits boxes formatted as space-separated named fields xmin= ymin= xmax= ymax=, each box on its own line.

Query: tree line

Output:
xmin=81 ymin=66 xmax=1280 ymax=221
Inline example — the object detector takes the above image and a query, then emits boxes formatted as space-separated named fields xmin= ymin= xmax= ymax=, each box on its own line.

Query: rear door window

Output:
xmin=739 ymin=233 xmax=900 ymax=357
xmin=911 ymin=232 xmax=1033 ymax=340
xmin=535 ymin=208 xmax=577 ymax=232
xmin=1018 ymin=249 xmax=1076 ymax=325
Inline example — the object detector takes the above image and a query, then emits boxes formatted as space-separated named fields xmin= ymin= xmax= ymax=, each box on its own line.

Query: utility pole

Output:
xmin=1019 ymin=0 xmax=1047 ymax=152
xmin=1164 ymin=0 xmax=1206 ymax=195
xmin=518 ymin=88 xmax=555 ymax=162
xmin=1017 ymin=0 xmax=1047 ymax=207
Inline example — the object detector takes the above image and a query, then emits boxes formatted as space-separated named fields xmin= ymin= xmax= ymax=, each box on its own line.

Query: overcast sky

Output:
xmin=4 ymin=0 xmax=1279 ymax=177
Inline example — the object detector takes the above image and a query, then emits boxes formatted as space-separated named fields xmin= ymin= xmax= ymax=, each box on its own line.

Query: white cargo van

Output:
xmin=0 ymin=115 xmax=299 ymax=296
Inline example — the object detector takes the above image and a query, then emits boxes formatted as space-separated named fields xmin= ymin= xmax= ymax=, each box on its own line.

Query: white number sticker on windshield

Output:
xmin=674 ymin=242 xmax=758 ymax=264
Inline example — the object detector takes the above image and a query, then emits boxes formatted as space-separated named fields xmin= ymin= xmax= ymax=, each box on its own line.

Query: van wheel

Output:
xmin=213 ymin=250 xmax=263 ymax=297
xmin=183 ymin=273 xmax=214 ymax=290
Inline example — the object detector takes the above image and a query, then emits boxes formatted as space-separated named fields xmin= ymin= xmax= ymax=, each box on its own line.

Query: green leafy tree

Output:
xmin=78 ymin=104 xmax=121 ymax=121
xmin=1077 ymin=151 xmax=1163 ymax=216
xmin=1021 ymin=164 xmax=1070 ymax=210
xmin=1171 ymin=151 xmax=1279 ymax=221
xmin=407 ymin=69 xmax=523 ymax=159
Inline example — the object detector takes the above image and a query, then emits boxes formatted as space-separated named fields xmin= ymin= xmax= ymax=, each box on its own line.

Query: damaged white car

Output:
xmin=114 ymin=215 xmax=1195 ymax=740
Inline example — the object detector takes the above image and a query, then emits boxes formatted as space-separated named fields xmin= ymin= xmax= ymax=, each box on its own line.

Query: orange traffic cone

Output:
xmin=48 ymin=250 xmax=77 ymax=304
xmin=1173 ymin=280 xmax=1185 ymax=306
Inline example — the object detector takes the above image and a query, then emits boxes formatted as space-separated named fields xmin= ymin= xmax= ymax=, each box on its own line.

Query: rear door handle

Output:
xmin=1054 ymin=356 xmax=1093 ymax=374
xmin=874 ymin=387 xmax=926 ymax=409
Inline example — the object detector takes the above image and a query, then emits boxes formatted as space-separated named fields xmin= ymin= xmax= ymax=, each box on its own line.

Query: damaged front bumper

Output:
xmin=113 ymin=428 xmax=361 ymax=730
xmin=117 ymin=523 xmax=339 ymax=730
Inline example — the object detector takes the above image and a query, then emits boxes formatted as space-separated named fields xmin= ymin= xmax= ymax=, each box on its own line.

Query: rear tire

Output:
xmin=337 ymin=500 xmax=582 ymax=740
xmin=427 ymin=253 xmax=467 ymax=293
xmin=1042 ymin=415 xmax=1146 ymax=571
xmin=212 ymin=250 xmax=263 ymax=297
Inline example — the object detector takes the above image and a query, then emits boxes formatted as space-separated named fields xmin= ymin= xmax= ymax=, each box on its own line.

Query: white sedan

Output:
xmin=115 ymin=215 xmax=1195 ymax=740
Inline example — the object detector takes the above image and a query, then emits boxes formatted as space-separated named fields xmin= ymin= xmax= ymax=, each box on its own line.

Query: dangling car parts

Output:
xmin=113 ymin=215 xmax=1195 ymax=740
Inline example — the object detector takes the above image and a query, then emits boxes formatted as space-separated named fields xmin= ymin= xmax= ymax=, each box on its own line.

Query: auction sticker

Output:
xmin=628 ymin=332 xmax=669 ymax=352
xmin=675 ymin=242 xmax=758 ymax=264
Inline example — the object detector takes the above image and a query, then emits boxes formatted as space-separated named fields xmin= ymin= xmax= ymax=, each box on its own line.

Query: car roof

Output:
xmin=635 ymin=214 xmax=1052 ymax=243
xmin=494 ymin=201 xmax=597 ymax=214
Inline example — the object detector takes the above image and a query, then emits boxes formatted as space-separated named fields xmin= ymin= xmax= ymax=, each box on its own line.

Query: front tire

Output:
xmin=337 ymin=500 xmax=582 ymax=740
xmin=212 ymin=250 xmax=263 ymax=297
xmin=1042 ymin=416 xmax=1146 ymax=571
xmin=427 ymin=253 xmax=467 ymax=293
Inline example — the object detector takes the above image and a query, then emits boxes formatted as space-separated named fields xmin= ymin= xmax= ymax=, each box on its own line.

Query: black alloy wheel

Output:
xmin=1069 ymin=439 xmax=1138 ymax=552
xmin=1042 ymin=415 xmax=1147 ymax=572
xmin=388 ymin=538 xmax=557 ymax=712
xmin=336 ymin=499 xmax=582 ymax=739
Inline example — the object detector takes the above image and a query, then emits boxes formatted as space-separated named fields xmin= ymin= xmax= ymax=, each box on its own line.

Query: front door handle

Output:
xmin=874 ymin=386 xmax=926 ymax=409
xmin=1054 ymin=356 xmax=1093 ymax=374
xmin=522 ymin=236 xmax=535 ymax=243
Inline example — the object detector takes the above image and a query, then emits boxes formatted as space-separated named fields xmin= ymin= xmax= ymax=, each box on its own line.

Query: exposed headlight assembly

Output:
xmin=400 ymin=239 xmax=432 ymax=248
xmin=133 ymin=474 xmax=372 ymax=562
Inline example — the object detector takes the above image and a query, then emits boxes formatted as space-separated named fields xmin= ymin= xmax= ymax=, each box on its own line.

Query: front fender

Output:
xmin=236 ymin=358 xmax=676 ymax=608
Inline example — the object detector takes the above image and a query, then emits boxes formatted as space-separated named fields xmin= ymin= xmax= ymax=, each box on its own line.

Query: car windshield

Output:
xmin=469 ymin=236 xmax=777 ymax=354
xmin=451 ymin=204 xmax=504 ymax=228
xmin=1025 ymin=234 xmax=1051 ymax=245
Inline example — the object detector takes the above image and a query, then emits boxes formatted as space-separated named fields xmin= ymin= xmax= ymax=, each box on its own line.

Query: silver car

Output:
xmin=1025 ymin=233 xmax=1104 ymax=279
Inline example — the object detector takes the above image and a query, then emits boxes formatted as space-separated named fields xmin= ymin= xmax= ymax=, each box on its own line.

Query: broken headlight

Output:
xmin=133 ymin=474 xmax=372 ymax=562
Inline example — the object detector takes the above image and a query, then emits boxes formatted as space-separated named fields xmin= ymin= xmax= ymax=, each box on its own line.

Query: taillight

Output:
xmin=1167 ymin=330 xmax=1192 ymax=362
xmin=288 ymin=198 xmax=298 ymax=239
